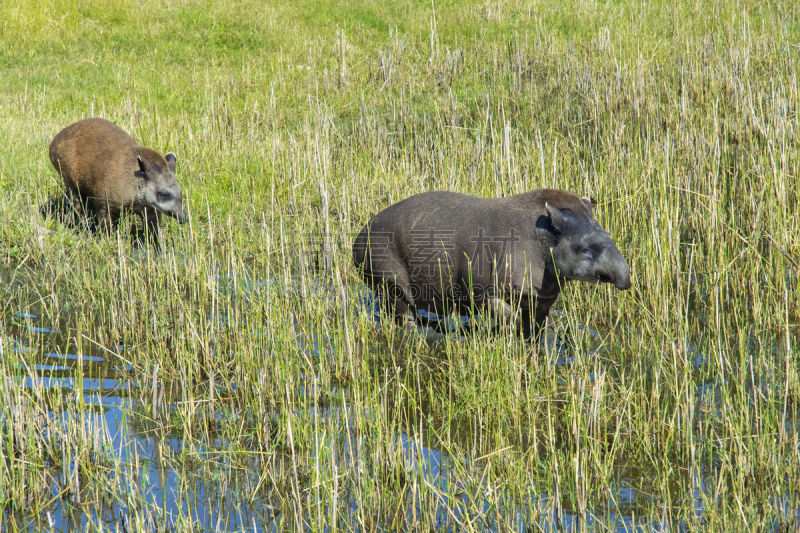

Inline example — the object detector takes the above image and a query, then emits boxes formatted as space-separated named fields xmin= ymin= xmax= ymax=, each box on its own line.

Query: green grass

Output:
xmin=1 ymin=0 xmax=799 ymax=530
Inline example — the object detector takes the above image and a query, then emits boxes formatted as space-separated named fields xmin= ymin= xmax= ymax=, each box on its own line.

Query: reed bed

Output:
xmin=0 ymin=0 xmax=798 ymax=530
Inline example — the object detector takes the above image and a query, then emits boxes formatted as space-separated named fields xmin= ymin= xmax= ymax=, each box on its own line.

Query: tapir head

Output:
xmin=136 ymin=150 xmax=187 ymax=223
xmin=545 ymin=198 xmax=631 ymax=290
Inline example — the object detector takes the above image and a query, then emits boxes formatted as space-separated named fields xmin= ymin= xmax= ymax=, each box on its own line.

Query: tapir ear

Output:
xmin=545 ymin=202 xmax=569 ymax=232
xmin=580 ymin=196 xmax=594 ymax=215
xmin=136 ymin=155 xmax=150 ymax=180
xmin=165 ymin=152 xmax=177 ymax=173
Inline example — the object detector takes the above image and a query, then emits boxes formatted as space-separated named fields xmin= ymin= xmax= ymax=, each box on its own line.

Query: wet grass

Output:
xmin=1 ymin=0 xmax=799 ymax=530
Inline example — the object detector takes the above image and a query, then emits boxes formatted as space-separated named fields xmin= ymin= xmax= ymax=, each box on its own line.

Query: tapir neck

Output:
xmin=538 ymin=253 xmax=564 ymax=298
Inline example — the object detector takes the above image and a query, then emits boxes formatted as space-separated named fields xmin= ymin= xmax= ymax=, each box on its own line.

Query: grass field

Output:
xmin=1 ymin=0 xmax=799 ymax=530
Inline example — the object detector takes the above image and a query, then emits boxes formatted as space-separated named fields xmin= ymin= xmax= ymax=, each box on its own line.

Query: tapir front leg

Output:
xmin=130 ymin=207 xmax=161 ymax=250
xmin=142 ymin=207 xmax=162 ymax=248
xmin=520 ymin=294 xmax=558 ymax=341
xmin=93 ymin=202 xmax=120 ymax=235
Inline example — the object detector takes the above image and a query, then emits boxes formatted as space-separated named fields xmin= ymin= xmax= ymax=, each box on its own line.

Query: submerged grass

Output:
xmin=1 ymin=0 xmax=799 ymax=530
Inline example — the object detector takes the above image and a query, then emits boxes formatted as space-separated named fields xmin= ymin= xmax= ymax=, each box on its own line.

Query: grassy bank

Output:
xmin=1 ymin=0 xmax=798 ymax=530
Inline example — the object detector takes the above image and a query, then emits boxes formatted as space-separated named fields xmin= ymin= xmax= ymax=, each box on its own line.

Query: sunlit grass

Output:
xmin=0 ymin=0 xmax=798 ymax=530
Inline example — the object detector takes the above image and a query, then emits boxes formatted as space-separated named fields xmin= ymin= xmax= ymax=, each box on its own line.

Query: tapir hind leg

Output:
xmin=369 ymin=268 xmax=417 ymax=330
xmin=391 ymin=296 xmax=417 ymax=329
xmin=488 ymin=297 xmax=516 ymax=334
xmin=64 ymin=190 xmax=95 ymax=231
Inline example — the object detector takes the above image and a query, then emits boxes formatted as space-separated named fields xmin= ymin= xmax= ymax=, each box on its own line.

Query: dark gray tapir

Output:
xmin=352 ymin=189 xmax=631 ymax=339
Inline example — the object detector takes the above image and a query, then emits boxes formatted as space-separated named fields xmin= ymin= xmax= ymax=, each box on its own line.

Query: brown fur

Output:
xmin=49 ymin=118 xmax=185 ymax=244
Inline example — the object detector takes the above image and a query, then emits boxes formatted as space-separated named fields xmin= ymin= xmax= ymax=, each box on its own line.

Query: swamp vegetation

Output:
xmin=0 ymin=0 xmax=798 ymax=530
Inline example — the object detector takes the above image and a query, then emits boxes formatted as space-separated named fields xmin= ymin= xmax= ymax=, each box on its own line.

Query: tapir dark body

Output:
xmin=49 ymin=118 xmax=186 ymax=246
xmin=353 ymin=189 xmax=631 ymax=339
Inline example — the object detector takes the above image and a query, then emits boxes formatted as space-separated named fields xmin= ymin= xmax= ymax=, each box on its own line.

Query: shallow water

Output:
xmin=3 ymin=283 xmax=797 ymax=531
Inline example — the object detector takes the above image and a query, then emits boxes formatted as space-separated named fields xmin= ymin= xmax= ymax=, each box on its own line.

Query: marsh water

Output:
xmin=2 ymin=272 xmax=797 ymax=531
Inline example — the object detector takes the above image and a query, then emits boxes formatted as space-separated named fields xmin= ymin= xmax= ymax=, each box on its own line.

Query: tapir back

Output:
xmin=355 ymin=191 xmax=553 ymax=312
xmin=49 ymin=118 xmax=138 ymax=206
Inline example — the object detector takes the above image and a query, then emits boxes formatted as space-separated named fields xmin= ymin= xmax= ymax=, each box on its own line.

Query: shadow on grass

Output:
xmin=39 ymin=192 xmax=161 ymax=252
xmin=39 ymin=192 xmax=99 ymax=234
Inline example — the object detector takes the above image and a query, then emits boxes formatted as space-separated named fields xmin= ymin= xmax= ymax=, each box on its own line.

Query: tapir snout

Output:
xmin=613 ymin=268 xmax=632 ymax=290
xmin=602 ymin=246 xmax=631 ymax=290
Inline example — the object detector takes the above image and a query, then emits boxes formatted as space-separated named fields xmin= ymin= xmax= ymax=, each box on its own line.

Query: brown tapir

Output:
xmin=49 ymin=118 xmax=186 ymax=246
xmin=352 ymin=189 xmax=631 ymax=339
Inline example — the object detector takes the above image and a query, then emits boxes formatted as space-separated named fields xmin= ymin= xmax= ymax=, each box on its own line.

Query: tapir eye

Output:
xmin=582 ymin=247 xmax=593 ymax=260
xmin=157 ymin=191 xmax=171 ymax=201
